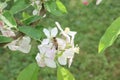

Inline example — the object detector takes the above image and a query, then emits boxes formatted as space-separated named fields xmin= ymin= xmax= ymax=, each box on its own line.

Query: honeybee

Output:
xmin=52 ymin=37 xmax=58 ymax=50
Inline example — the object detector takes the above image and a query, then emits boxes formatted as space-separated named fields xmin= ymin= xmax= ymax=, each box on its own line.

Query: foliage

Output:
xmin=0 ymin=0 xmax=120 ymax=80
xmin=98 ymin=17 xmax=120 ymax=53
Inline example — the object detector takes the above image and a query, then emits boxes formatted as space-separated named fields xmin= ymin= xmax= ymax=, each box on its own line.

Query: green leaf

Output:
xmin=18 ymin=26 xmax=43 ymax=40
xmin=0 ymin=35 xmax=13 ymax=43
xmin=22 ymin=15 xmax=41 ymax=25
xmin=10 ymin=0 xmax=30 ymax=14
xmin=45 ymin=1 xmax=66 ymax=16
xmin=22 ymin=12 xmax=31 ymax=20
xmin=56 ymin=0 xmax=67 ymax=13
xmin=0 ymin=11 xmax=17 ymax=28
xmin=57 ymin=66 xmax=75 ymax=80
xmin=17 ymin=63 xmax=39 ymax=80
xmin=98 ymin=17 xmax=120 ymax=53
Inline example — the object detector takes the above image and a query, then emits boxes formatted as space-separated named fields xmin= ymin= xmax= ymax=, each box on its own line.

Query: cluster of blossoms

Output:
xmin=0 ymin=21 xmax=31 ymax=53
xmin=82 ymin=0 xmax=102 ymax=5
xmin=35 ymin=22 xmax=79 ymax=68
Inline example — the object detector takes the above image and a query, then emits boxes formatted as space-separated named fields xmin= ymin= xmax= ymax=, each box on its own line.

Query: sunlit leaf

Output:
xmin=0 ymin=35 xmax=13 ymax=43
xmin=56 ymin=0 xmax=67 ymax=13
xmin=45 ymin=1 xmax=66 ymax=16
xmin=22 ymin=12 xmax=31 ymax=20
xmin=10 ymin=0 xmax=30 ymax=14
xmin=18 ymin=26 xmax=43 ymax=40
xmin=98 ymin=17 xmax=120 ymax=53
xmin=0 ymin=11 xmax=17 ymax=28
xmin=57 ymin=66 xmax=75 ymax=80
xmin=17 ymin=63 xmax=39 ymax=80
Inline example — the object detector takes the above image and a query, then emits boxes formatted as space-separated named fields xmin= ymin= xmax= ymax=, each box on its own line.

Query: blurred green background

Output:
xmin=1 ymin=0 xmax=120 ymax=80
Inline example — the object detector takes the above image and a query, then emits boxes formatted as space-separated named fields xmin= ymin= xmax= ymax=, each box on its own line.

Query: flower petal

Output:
xmin=5 ymin=39 xmax=19 ymax=51
xmin=68 ymin=57 xmax=73 ymax=67
xmin=18 ymin=36 xmax=31 ymax=53
xmin=51 ymin=27 xmax=58 ymax=37
xmin=41 ymin=38 xmax=50 ymax=45
xmin=45 ymin=58 xmax=56 ymax=68
xmin=43 ymin=28 xmax=50 ymax=38
xmin=35 ymin=53 xmax=46 ymax=67
xmin=57 ymin=38 xmax=66 ymax=50
xmin=58 ymin=56 xmax=67 ymax=65
xmin=63 ymin=48 xmax=74 ymax=58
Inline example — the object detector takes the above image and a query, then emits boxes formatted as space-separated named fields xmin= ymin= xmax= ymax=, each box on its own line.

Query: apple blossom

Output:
xmin=5 ymin=36 xmax=31 ymax=53
xmin=0 ymin=21 xmax=16 ymax=37
xmin=36 ymin=43 xmax=56 ymax=68
xmin=36 ymin=22 xmax=79 ymax=68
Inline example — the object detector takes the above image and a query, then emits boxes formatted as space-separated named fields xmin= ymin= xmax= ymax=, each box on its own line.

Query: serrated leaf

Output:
xmin=0 ymin=11 xmax=17 ymax=28
xmin=10 ymin=0 xmax=30 ymax=14
xmin=98 ymin=17 xmax=120 ymax=53
xmin=18 ymin=26 xmax=43 ymax=40
xmin=56 ymin=0 xmax=67 ymax=13
xmin=17 ymin=63 xmax=39 ymax=80
xmin=0 ymin=35 xmax=13 ymax=43
xmin=57 ymin=66 xmax=75 ymax=80
xmin=45 ymin=1 xmax=66 ymax=16
xmin=22 ymin=15 xmax=41 ymax=25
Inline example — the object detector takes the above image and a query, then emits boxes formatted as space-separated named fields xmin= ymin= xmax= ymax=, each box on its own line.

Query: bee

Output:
xmin=52 ymin=37 xmax=58 ymax=50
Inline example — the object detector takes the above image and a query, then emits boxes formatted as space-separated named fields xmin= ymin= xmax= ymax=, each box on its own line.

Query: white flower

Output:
xmin=43 ymin=27 xmax=58 ymax=44
xmin=43 ymin=27 xmax=58 ymax=38
xmin=58 ymin=48 xmax=75 ymax=67
xmin=5 ymin=36 xmax=31 ymax=53
xmin=56 ymin=38 xmax=66 ymax=50
xmin=64 ymin=27 xmax=77 ymax=45
xmin=1 ymin=28 xmax=16 ymax=37
xmin=96 ymin=0 xmax=102 ymax=5
xmin=36 ymin=22 xmax=79 ymax=68
xmin=0 ymin=21 xmax=16 ymax=37
xmin=35 ymin=44 xmax=56 ymax=68
xmin=55 ymin=22 xmax=79 ymax=67
xmin=55 ymin=22 xmax=70 ymax=43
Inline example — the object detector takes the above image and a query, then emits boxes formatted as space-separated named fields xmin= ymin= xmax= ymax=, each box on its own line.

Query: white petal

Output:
xmin=43 ymin=28 xmax=50 ymax=38
xmin=1 ymin=29 xmax=16 ymax=37
xmin=55 ymin=22 xmax=64 ymax=32
xmin=68 ymin=58 xmax=73 ymax=67
xmin=63 ymin=48 xmax=74 ymax=58
xmin=96 ymin=0 xmax=102 ymax=5
xmin=45 ymin=47 xmax=56 ymax=59
xmin=6 ymin=40 xmax=18 ymax=51
xmin=38 ymin=44 xmax=47 ymax=54
xmin=58 ymin=56 xmax=67 ymax=65
xmin=18 ymin=45 xmax=31 ymax=53
xmin=45 ymin=58 xmax=56 ymax=68
xmin=57 ymin=38 xmax=66 ymax=50
xmin=19 ymin=36 xmax=31 ymax=45
xmin=51 ymin=27 xmax=58 ymax=37
xmin=41 ymin=38 xmax=50 ymax=45
xmin=35 ymin=53 xmax=46 ymax=67
xmin=18 ymin=36 xmax=31 ymax=53
xmin=55 ymin=22 xmax=70 ymax=43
